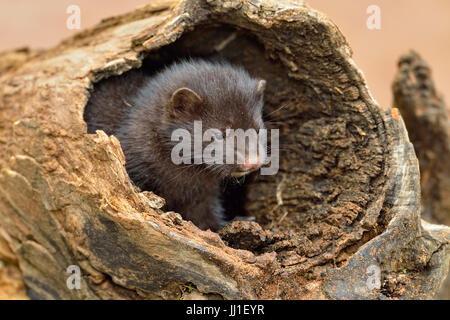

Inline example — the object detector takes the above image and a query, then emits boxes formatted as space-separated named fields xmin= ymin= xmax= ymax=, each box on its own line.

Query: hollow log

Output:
xmin=0 ymin=0 xmax=448 ymax=299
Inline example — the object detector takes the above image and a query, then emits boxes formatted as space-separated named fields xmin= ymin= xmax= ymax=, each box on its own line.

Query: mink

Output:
xmin=84 ymin=59 xmax=266 ymax=231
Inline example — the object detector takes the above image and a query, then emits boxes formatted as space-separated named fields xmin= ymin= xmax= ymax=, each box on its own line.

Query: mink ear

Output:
xmin=168 ymin=87 xmax=203 ymax=114
xmin=256 ymin=79 xmax=266 ymax=95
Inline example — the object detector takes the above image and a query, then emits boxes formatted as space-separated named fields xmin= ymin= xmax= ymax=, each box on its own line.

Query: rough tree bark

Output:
xmin=393 ymin=51 xmax=450 ymax=298
xmin=393 ymin=51 xmax=450 ymax=227
xmin=0 ymin=0 xmax=448 ymax=299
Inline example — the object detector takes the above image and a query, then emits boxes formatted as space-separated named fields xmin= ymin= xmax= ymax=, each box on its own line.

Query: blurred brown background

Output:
xmin=1 ymin=0 xmax=450 ymax=110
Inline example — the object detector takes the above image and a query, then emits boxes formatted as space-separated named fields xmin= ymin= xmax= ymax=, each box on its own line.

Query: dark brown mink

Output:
xmin=84 ymin=59 xmax=266 ymax=231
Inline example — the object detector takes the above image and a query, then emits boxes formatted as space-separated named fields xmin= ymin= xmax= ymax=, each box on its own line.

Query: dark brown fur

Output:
xmin=84 ymin=59 xmax=266 ymax=230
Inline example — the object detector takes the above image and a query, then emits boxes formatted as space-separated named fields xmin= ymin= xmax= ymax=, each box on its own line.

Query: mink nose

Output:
xmin=241 ymin=156 xmax=261 ymax=171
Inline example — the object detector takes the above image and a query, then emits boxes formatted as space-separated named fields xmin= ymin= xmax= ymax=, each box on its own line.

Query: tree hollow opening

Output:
xmin=84 ymin=25 xmax=388 ymax=271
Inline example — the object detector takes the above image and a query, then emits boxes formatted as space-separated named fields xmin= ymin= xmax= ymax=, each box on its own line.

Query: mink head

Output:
xmin=155 ymin=60 xmax=267 ymax=178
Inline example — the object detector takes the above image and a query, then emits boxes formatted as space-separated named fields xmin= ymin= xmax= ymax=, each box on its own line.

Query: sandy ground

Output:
xmin=0 ymin=0 xmax=449 ymax=110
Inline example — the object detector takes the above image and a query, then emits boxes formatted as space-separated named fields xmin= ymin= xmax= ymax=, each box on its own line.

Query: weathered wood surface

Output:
xmin=0 ymin=0 xmax=448 ymax=299
xmin=393 ymin=51 xmax=450 ymax=298
xmin=393 ymin=51 xmax=450 ymax=227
